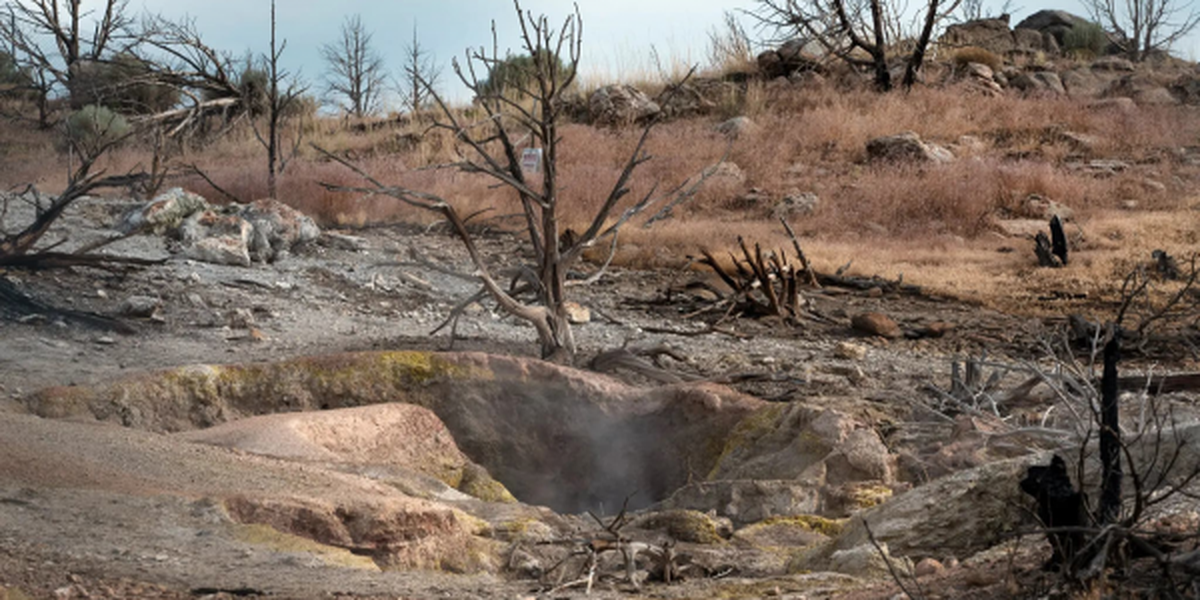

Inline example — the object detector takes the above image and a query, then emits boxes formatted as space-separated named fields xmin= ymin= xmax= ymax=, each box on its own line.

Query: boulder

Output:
xmin=1013 ymin=28 xmax=1057 ymax=53
xmin=1015 ymin=10 xmax=1092 ymax=47
xmin=119 ymin=295 xmax=162 ymax=318
xmin=714 ymin=116 xmax=759 ymax=138
xmin=771 ymin=191 xmax=820 ymax=220
xmin=960 ymin=62 xmax=1003 ymax=95
xmin=1092 ymin=56 xmax=1134 ymax=71
xmin=1022 ymin=194 xmax=1074 ymax=221
xmin=662 ymin=479 xmax=823 ymax=526
xmin=851 ymin=312 xmax=902 ymax=338
xmin=700 ymin=404 xmax=897 ymax=519
xmin=1010 ymin=71 xmax=1066 ymax=95
xmin=0 ymin=410 xmax=500 ymax=577
xmin=240 ymin=198 xmax=320 ymax=263
xmin=178 ymin=403 xmax=512 ymax=503
xmin=588 ymin=84 xmax=660 ymax=126
xmin=791 ymin=456 xmax=1031 ymax=573
xmin=708 ymin=161 xmax=747 ymax=185
xmin=865 ymin=132 xmax=954 ymax=164
xmin=962 ymin=62 xmax=995 ymax=81
xmin=1061 ymin=67 xmax=1116 ymax=98
xmin=834 ymin=342 xmax=868 ymax=361
xmin=757 ymin=39 xmax=822 ymax=78
xmin=656 ymin=82 xmax=719 ymax=119
xmin=24 ymin=351 xmax=765 ymax=515
xmin=1105 ymin=74 xmax=1179 ymax=105
xmin=561 ymin=301 xmax=590 ymax=325
xmin=1172 ymin=74 xmax=1200 ymax=105
xmin=940 ymin=16 xmax=1015 ymax=54
xmin=118 ymin=187 xmax=208 ymax=234
xmin=825 ymin=543 xmax=912 ymax=579
xmin=179 ymin=210 xmax=253 ymax=267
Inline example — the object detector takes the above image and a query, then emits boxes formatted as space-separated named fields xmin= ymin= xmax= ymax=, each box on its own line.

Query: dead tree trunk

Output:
xmin=1099 ymin=328 xmax=1122 ymax=525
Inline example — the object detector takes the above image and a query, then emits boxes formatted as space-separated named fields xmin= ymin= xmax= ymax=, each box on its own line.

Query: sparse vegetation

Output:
xmin=1 ymin=4 xmax=1200 ymax=597
xmin=64 ymin=104 xmax=129 ymax=153
xmin=1063 ymin=21 xmax=1109 ymax=59
xmin=951 ymin=46 xmax=1002 ymax=71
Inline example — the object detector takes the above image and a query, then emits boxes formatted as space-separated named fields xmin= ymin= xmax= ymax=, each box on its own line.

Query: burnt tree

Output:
xmin=319 ymin=1 xmax=718 ymax=362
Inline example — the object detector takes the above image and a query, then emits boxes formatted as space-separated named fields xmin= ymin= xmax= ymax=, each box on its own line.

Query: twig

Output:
xmin=863 ymin=518 xmax=922 ymax=600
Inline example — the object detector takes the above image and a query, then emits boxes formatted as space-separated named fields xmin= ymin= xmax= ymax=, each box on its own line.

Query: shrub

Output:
xmin=68 ymin=53 xmax=179 ymax=114
xmin=477 ymin=50 xmax=573 ymax=99
xmin=0 ymin=49 xmax=36 ymax=102
xmin=1064 ymin=22 xmax=1108 ymax=59
xmin=237 ymin=67 xmax=270 ymax=117
xmin=65 ymin=104 xmax=130 ymax=153
xmin=952 ymin=46 xmax=1003 ymax=72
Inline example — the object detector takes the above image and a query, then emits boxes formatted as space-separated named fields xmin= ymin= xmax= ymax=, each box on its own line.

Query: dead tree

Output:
xmin=0 ymin=123 xmax=154 ymax=269
xmin=131 ymin=14 xmax=249 ymax=137
xmin=254 ymin=0 xmax=305 ymax=198
xmin=1015 ymin=278 xmax=1200 ymax=593
xmin=319 ymin=1 xmax=718 ymax=362
xmin=1098 ymin=328 xmax=1121 ymax=526
xmin=398 ymin=22 xmax=441 ymax=120
xmin=1035 ymin=216 xmax=1068 ymax=268
xmin=1083 ymin=0 xmax=1200 ymax=61
xmin=0 ymin=0 xmax=133 ymax=125
xmin=319 ymin=14 xmax=386 ymax=119
xmin=751 ymin=0 xmax=963 ymax=90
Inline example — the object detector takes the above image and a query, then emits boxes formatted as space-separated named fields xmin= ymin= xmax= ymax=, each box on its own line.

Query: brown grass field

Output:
xmin=3 ymin=80 xmax=1198 ymax=316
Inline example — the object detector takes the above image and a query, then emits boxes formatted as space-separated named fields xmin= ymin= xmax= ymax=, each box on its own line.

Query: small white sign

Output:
xmin=521 ymin=148 xmax=543 ymax=174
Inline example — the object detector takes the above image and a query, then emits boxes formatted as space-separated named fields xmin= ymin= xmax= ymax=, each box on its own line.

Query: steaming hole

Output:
xmin=429 ymin=380 xmax=695 ymax=514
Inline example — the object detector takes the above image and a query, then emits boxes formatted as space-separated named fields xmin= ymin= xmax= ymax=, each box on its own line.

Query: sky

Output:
xmin=118 ymin=0 xmax=1200 ymax=108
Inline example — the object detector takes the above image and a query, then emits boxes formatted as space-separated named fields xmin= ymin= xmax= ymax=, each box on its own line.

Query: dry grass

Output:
xmin=3 ymin=79 xmax=1198 ymax=310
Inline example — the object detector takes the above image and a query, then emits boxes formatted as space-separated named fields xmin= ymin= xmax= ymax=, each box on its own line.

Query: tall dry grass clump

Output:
xmin=951 ymin=47 xmax=1003 ymax=71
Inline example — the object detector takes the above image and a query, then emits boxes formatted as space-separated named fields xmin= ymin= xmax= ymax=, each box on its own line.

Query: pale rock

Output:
xmin=714 ymin=116 xmax=759 ymax=138
xmin=915 ymin=557 xmax=945 ymax=577
xmin=588 ymin=84 xmax=660 ymax=126
xmin=179 ymin=210 xmax=253 ymax=267
xmin=240 ymin=199 xmax=320 ymax=263
xmin=834 ymin=341 xmax=868 ymax=360
xmin=828 ymin=543 xmax=911 ymax=579
xmin=771 ymin=191 xmax=820 ymax=220
xmin=118 ymin=188 xmax=208 ymax=234
xmin=119 ymin=295 xmax=161 ymax=318
xmin=562 ymin=301 xmax=591 ymax=325
xmin=866 ymin=132 xmax=954 ymax=164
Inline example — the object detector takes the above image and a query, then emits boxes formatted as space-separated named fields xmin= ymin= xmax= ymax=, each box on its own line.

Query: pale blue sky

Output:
xmin=123 ymin=0 xmax=1199 ymax=106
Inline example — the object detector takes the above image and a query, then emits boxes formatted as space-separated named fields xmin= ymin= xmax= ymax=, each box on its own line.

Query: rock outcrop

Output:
xmin=866 ymin=132 xmax=954 ymax=164
xmin=1015 ymin=10 xmax=1092 ymax=47
xmin=588 ymin=84 xmax=660 ymax=126
xmin=119 ymin=190 xmax=320 ymax=266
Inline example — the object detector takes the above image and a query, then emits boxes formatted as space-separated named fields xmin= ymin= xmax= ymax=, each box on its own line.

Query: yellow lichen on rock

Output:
xmin=457 ymin=463 xmax=517 ymax=503
xmin=847 ymin=484 xmax=893 ymax=509
xmin=756 ymin=515 xmax=847 ymax=537
xmin=231 ymin=523 xmax=379 ymax=570
xmin=707 ymin=404 xmax=788 ymax=479
xmin=636 ymin=509 xmax=730 ymax=544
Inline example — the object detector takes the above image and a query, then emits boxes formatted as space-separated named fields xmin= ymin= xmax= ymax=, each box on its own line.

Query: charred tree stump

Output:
xmin=1035 ymin=216 xmax=1069 ymax=268
xmin=1051 ymin=215 xmax=1069 ymax=266
xmin=1020 ymin=454 xmax=1086 ymax=571
xmin=1099 ymin=329 xmax=1122 ymax=526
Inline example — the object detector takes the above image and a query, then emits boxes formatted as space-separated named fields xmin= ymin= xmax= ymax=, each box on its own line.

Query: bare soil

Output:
xmin=0 ymin=193 xmax=1196 ymax=599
